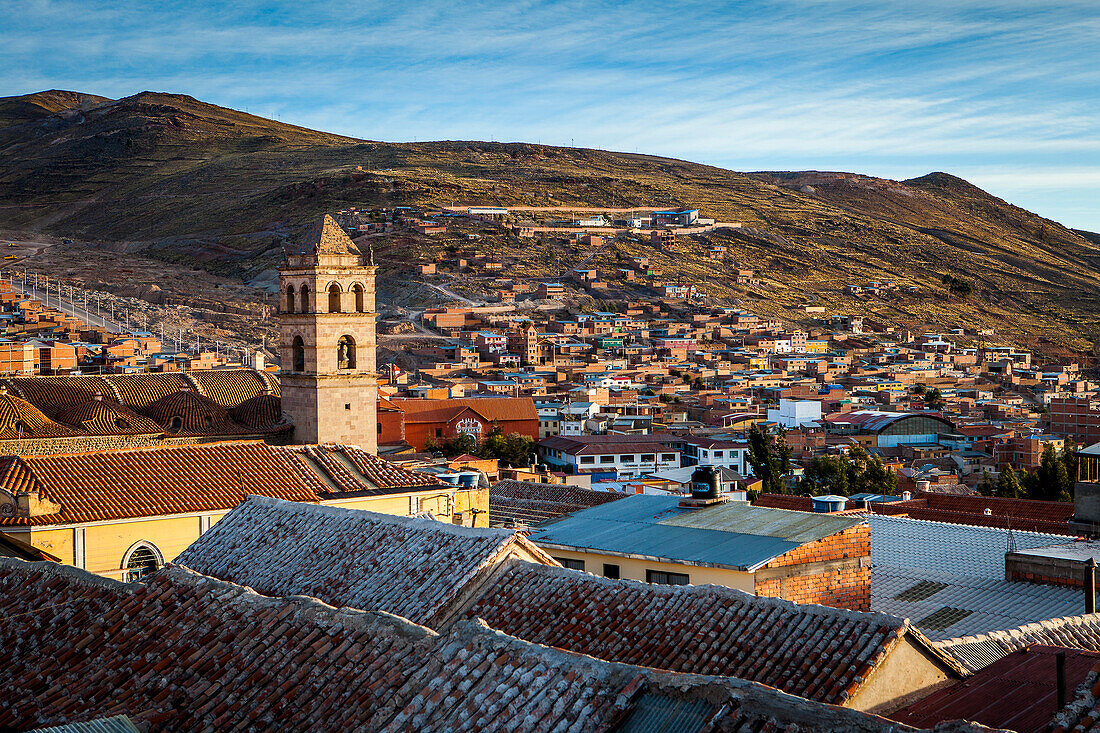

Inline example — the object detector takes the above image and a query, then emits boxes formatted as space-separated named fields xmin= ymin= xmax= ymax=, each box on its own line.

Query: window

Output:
xmin=299 ymin=284 xmax=310 ymax=313
xmin=353 ymin=283 xmax=365 ymax=313
xmin=647 ymin=569 xmax=689 ymax=586
xmin=599 ymin=455 xmax=616 ymax=464
xmin=579 ymin=456 xmax=595 ymax=465
xmin=661 ymin=453 xmax=676 ymax=462
xmin=713 ymin=451 xmax=723 ymax=458
xmin=436 ymin=428 xmax=443 ymax=438
xmin=603 ymin=563 xmax=620 ymax=579
xmin=123 ymin=543 xmax=161 ymax=582
xmin=554 ymin=557 xmax=585 ymax=572
xmin=641 ymin=454 xmax=655 ymax=462
xmin=621 ymin=455 xmax=635 ymax=463
xmin=292 ymin=336 xmax=305 ymax=372
xmin=115 ymin=418 xmax=132 ymax=430
xmin=345 ymin=403 xmax=352 ymax=411
xmin=168 ymin=416 xmax=183 ymax=433
xmin=285 ymin=284 xmax=296 ymax=313
xmin=328 ymin=283 xmax=342 ymax=313
xmin=337 ymin=335 xmax=356 ymax=369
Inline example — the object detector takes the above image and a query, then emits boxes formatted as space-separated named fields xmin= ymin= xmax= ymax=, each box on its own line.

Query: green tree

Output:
xmin=996 ymin=466 xmax=1023 ymax=499
xmin=977 ymin=469 xmax=995 ymax=497
xmin=476 ymin=425 xmax=535 ymax=468
xmin=913 ymin=383 xmax=928 ymax=395
xmin=925 ymin=388 xmax=944 ymax=410
xmin=746 ymin=424 xmax=792 ymax=494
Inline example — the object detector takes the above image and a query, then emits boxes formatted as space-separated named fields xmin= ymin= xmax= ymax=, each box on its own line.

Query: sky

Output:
xmin=2 ymin=0 xmax=1099 ymax=230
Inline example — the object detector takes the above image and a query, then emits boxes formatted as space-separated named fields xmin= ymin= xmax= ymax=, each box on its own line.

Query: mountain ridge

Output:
xmin=0 ymin=89 xmax=1097 ymax=352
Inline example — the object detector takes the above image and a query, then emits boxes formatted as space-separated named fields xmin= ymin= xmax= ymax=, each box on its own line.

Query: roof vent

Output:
xmin=811 ymin=495 xmax=848 ymax=513
xmin=902 ymin=490 xmax=912 ymax=501
xmin=984 ymin=508 xmax=992 ymax=516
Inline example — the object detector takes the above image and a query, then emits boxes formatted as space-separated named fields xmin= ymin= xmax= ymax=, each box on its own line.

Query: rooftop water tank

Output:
xmin=811 ymin=495 xmax=848 ymax=513
xmin=691 ymin=465 xmax=720 ymax=500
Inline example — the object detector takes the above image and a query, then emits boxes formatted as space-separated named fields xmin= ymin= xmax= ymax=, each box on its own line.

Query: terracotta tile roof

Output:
xmin=175 ymin=496 xmax=555 ymax=626
xmin=0 ymin=558 xmax=978 ymax=733
xmin=189 ymin=368 xmax=278 ymax=406
xmin=936 ymin=614 xmax=1100 ymax=673
xmin=393 ymin=396 xmax=538 ymax=423
xmin=2 ymin=375 xmax=120 ymax=414
xmin=0 ymin=389 xmax=78 ymax=439
xmin=754 ymin=493 xmax=815 ymax=511
xmin=52 ymin=397 xmax=163 ymax=436
xmin=139 ymin=388 xmax=249 ymax=435
xmin=0 ymin=441 xmax=317 ymax=526
xmin=891 ymin=645 xmax=1100 ymax=733
xmin=101 ymin=372 xmax=193 ymax=408
xmin=462 ymin=559 xmax=963 ymax=705
xmin=282 ymin=444 xmax=441 ymax=493
xmin=227 ymin=392 xmax=286 ymax=430
xmin=488 ymin=479 xmax=627 ymax=527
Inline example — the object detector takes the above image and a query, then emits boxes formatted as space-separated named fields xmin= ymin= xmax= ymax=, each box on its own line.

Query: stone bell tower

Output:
xmin=278 ymin=214 xmax=378 ymax=453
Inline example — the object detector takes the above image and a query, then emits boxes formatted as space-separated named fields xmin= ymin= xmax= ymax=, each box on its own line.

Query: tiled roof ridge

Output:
xmin=870 ymin=512 xmax=1075 ymax=542
xmin=936 ymin=612 xmax=1100 ymax=657
xmin=493 ymin=557 xmax=909 ymax=627
xmin=242 ymin=494 xmax=517 ymax=541
xmin=160 ymin=564 xmax=439 ymax=642
xmin=0 ymin=557 xmax=132 ymax=595
xmin=19 ymin=438 xmax=269 ymax=462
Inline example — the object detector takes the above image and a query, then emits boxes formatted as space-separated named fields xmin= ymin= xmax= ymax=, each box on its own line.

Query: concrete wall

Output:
xmin=538 ymin=547 xmax=755 ymax=592
xmin=846 ymin=636 xmax=956 ymax=713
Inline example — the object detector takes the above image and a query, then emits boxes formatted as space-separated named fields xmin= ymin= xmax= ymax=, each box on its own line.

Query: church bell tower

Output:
xmin=278 ymin=214 xmax=378 ymax=452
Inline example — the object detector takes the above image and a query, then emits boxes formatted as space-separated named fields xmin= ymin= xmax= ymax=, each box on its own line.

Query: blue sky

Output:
xmin=2 ymin=0 xmax=1098 ymax=230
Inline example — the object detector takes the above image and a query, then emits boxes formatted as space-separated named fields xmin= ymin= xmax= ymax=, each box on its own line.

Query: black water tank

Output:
xmin=691 ymin=465 xmax=720 ymax=499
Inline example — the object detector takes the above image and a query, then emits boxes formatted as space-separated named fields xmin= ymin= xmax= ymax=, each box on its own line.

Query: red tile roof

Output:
xmin=461 ymin=559 xmax=963 ymax=706
xmin=176 ymin=496 xmax=555 ymax=626
xmin=1050 ymin=656 xmax=1100 ymax=732
xmin=0 ymin=558 xmax=929 ymax=732
xmin=489 ymin=479 xmax=627 ymax=527
xmin=873 ymin=492 xmax=1077 ymax=536
xmin=753 ymin=493 xmax=815 ymax=511
xmin=393 ymin=396 xmax=537 ymax=423
xmin=283 ymin=444 xmax=440 ymax=494
xmin=892 ymin=645 xmax=1100 ymax=733
xmin=0 ymin=441 xmax=318 ymax=526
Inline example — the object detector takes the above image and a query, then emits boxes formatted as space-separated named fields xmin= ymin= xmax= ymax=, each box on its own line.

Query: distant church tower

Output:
xmin=279 ymin=215 xmax=378 ymax=453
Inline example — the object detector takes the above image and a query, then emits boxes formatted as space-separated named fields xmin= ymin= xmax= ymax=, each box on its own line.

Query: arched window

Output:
xmin=122 ymin=542 xmax=162 ymax=582
xmin=337 ymin=335 xmax=356 ymax=370
xmin=328 ymin=283 xmax=342 ymax=313
xmin=285 ymin=284 xmax=296 ymax=314
xmin=168 ymin=416 xmax=183 ymax=433
xmin=299 ymin=284 xmax=311 ymax=313
xmin=292 ymin=335 xmax=306 ymax=372
xmin=352 ymin=283 xmax=365 ymax=313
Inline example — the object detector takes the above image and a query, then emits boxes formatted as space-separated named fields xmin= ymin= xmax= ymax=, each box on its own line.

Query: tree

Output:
xmin=746 ymin=424 xmax=792 ymax=494
xmin=996 ymin=466 xmax=1023 ymax=499
xmin=1028 ymin=443 xmax=1074 ymax=502
xmin=978 ymin=469 xmax=995 ymax=497
xmin=913 ymin=383 xmax=928 ymax=395
xmin=925 ymin=388 xmax=944 ymax=410
xmin=425 ymin=433 xmax=478 ymax=459
xmin=476 ymin=425 xmax=535 ymax=468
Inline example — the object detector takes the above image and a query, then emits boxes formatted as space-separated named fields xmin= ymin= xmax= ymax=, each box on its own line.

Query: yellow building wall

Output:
xmin=13 ymin=487 xmax=491 ymax=580
xmin=542 ymin=547 xmax=755 ymax=593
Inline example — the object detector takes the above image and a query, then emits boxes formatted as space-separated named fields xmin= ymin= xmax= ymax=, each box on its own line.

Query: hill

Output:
xmin=0 ymin=89 xmax=1097 ymax=352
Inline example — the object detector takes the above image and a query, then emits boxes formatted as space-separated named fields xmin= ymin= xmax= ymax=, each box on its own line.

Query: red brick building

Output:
xmin=389 ymin=397 xmax=539 ymax=450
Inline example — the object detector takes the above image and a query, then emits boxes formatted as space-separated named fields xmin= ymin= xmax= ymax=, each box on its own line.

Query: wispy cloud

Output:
xmin=1 ymin=0 xmax=1097 ymax=228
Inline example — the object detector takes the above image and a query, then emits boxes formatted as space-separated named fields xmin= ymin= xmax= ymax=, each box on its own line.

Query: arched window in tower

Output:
xmin=337 ymin=335 xmax=356 ymax=370
xmin=285 ymin=284 xmax=296 ymax=314
xmin=292 ymin=335 xmax=306 ymax=372
xmin=328 ymin=283 xmax=342 ymax=313
xmin=352 ymin=283 xmax=365 ymax=313
xmin=300 ymin=284 xmax=311 ymax=313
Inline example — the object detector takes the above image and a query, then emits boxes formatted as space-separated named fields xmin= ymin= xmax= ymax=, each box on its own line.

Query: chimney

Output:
xmin=1057 ymin=650 xmax=1067 ymax=711
xmin=1087 ymin=558 xmax=1097 ymax=614
xmin=902 ymin=490 xmax=912 ymax=501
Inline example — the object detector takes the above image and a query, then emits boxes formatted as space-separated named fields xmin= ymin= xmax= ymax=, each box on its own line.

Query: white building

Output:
xmin=538 ymin=435 xmax=681 ymax=479
xmin=678 ymin=436 xmax=752 ymax=476
xmin=766 ymin=399 xmax=822 ymax=428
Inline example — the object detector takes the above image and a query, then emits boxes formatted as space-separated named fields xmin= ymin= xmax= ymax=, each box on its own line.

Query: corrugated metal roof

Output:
xmin=29 ymin=716 xmax=140 ymax=733
xmin=530 ymin=495 xmax=862 ymax=570
xmin=615 ymin=694 xmax=715 ymax=732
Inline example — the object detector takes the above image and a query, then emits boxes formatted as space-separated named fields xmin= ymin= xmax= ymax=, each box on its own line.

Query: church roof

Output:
xmin=0 ymin=388 xmax=78 ymax=440
xmin=297 ymin=214 xmax=360 ymax=256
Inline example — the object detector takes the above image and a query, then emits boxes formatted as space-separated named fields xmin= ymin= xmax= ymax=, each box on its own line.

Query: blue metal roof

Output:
xmin=530 ymin=495 xmax=862 ymax=571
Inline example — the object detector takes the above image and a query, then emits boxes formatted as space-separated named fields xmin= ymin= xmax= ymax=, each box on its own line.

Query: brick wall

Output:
xmin=753 ymin=524 xmax=871 ymax=611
